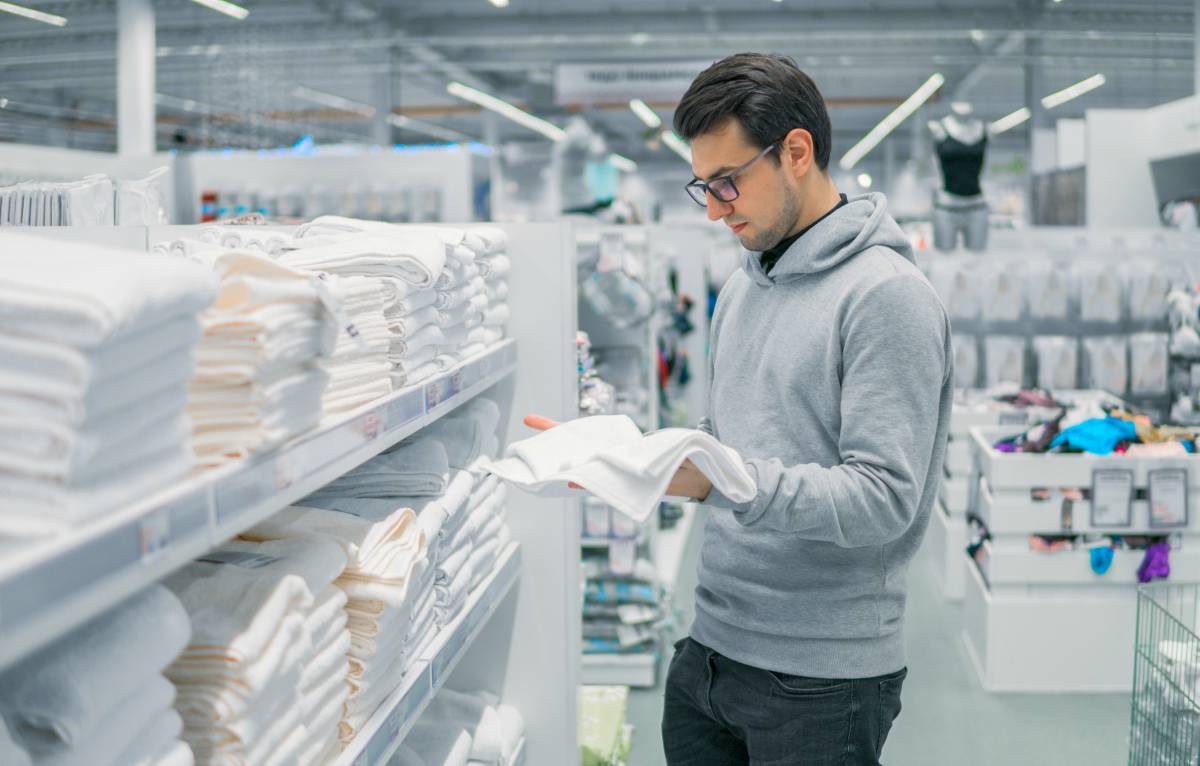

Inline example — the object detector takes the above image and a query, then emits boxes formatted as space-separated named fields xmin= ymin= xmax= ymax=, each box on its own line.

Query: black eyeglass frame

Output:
xmin=684 ymin=140 xmax=781 ymax=207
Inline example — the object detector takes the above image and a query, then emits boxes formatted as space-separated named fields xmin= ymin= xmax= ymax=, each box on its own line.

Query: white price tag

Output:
xmin=608 ymin=539 xmax=636 ymax=576
xmin=1091 ymin=469 xmax=1134 ymax=527
xmin=1149 ymin=468 xmax=1189 ymax=529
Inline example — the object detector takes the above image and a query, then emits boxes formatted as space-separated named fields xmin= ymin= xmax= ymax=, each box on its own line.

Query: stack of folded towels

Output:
xmin=389 ymin=689 xmax=526 ymax=766
xmin=471 ymin=227 xmax=511 ymax=350
xmin=0 ymin=585 xmax=194 ymax=766
xmin=405 ymin=398 xmax=509 ymax=627
xmin=242 ymin=488 xmax=435 ymax=746
xmin=0 ymin=232 xmax=216 ymax=539
xmin=163 ymin=537 xmax=347 ymax=766
xmin=429 ymin=235 xmax=488 ymax=374
xmin=187 ymin=250 xmax=336 ymax=468
xmin=294 ymin=438 xmax=459 ymax=743
xmin=318 ymin=275 xmax=393 ymax=418
xmin=383 ymin=277 xmax=444 ymax=389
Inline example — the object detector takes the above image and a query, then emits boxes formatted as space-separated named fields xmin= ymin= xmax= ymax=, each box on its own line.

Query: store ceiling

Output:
xmin=0 ymin=0 xmax=1194 ymax=170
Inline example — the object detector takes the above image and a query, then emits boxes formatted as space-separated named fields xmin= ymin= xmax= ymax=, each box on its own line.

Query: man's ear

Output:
xmin=781 ymin=128 xmax=815 ymax=177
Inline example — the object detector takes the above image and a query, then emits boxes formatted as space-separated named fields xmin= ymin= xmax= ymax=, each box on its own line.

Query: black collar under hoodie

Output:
xmin=693 ymin=191 xmax=953 ymax=679
xmin=758 ymin=193 xmax=848 ymax=276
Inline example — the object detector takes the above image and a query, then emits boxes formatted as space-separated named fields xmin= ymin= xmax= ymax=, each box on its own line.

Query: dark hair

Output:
xmin=673 ymin=53 xmax=832 ymax=171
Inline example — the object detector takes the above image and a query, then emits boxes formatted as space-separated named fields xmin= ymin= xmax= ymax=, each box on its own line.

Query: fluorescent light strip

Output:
xmin=446 ymin=81 xmax=565 ymax=142
xmin=610 ymin=153 xmax=638 ymax=172
xmin=629 ymin=98 xmax=662 ymax=129
xmin=839 ymin=72 xmax=944 ymax=170
xmin=488 ymin=0 xmax=509 ymax=6
xmin=292 ymin=86 xmax=375 ymax=117
xmin=189 ymin=0 xmax=249 ymax=20
xmin=989 ymin=106 xmax=1031 ymax=135
xmin=0 ymin=1 xmax=66 ymax=26
xmin=1041 ymin=73 xmax=1106 ymax=110
xmin=661 ymin=131 xmax=692 ymax=163
xmin=387 ymin=114 xmax=475 ymax=143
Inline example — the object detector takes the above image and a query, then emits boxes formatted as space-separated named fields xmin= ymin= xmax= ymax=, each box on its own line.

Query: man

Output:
xmin=530 ymin=53 xmax=952 ymax=765
xmin=660 ymin=52 xmax=953 ymax=766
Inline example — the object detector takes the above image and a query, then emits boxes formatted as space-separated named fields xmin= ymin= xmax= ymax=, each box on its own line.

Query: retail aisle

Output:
xmin=625 ymin=509 xmax=1130 ymax=766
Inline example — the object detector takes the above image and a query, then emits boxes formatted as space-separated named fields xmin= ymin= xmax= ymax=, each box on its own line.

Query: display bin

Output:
xmin=940 ymin=473 xmax=973 ymax=515
xmin=927 ymin=499 xmax=966 ymax=601
xmin=1129 ymin=584 xmax=1200 ymax=766
xmin=962 ymin=424 xmax=1200 ymax=692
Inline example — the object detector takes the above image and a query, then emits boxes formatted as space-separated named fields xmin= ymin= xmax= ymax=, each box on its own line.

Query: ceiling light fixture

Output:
xmin=0 ymin=1 xmax=66 ymax=26
xmin=292 ymin=86 xmax=376 ymax=117
xmin=446 ymin=81 xmax=566 ymax=142
xmin=969 ymin=29 xmax=985 ymax=43
xmin=661 ymin=130 xmax=692 ymax=163
xmin=629 ymin=98 xmax=662 ymax=129
xmin=839 ymin=72 xmax=944 ymax=170
xmin=188 ymin=0 xmax=249 ymax=20
xmin=387 ymin=114 xmax=475 ymax=143
xmin=488 ymin=0 xmax=509 ymax=6
xmin=857 ymin=173 xmax=872 ymax=188
xmin=1041 ymin=73 xmax=1106 ymax=109
xmin=610 ymin=153 xmax=638 ymax=172
xmin=989 ymin=106 xmax=1031 ymax=134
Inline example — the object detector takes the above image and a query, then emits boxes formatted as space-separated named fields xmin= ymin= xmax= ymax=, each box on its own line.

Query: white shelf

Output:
xmin=335 ymin=542 xmax=522 ymax=766
xmin=0 ymin=341 xmax=518 ymax=672
xmin=581 ymin=651 xmax=659 ymax=688
xmin=654 ymin=503 xmax=697 ymax=590
xmin=510 ymin=737 xmax=527 ymax=766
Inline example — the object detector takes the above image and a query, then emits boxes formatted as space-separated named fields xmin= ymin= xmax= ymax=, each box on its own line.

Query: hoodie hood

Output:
xmin=741 ymin=192 xmax=913 ymax=287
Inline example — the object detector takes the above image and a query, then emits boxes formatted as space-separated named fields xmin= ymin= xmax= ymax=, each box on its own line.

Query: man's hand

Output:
xmin=524 ymin=414 xmax=712 ymax=501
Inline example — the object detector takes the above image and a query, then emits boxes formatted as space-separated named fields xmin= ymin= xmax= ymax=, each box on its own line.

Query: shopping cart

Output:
xmin=1130 ymin=584 xmax=1200 ymax=765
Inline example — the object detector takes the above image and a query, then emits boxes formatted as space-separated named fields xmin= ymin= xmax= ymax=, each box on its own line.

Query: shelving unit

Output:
xmin=0 ymin=341 xmax=516 ymax=672
xmin=334 ymin=543 xmax=522 ymax=766
xmin=962 ymin=423 xmax=1200 ymax=693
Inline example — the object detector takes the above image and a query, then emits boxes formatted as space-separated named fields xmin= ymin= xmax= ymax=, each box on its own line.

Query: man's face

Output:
xmin=689 ymin=119 xmax=800 ymax=252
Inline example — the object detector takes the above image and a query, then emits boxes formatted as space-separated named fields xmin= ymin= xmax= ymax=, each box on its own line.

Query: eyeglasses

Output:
xmin=684 ymin=141 xmax=779 ymax=207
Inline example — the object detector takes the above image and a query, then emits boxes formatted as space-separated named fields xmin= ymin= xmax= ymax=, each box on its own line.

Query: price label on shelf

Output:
xmin=358 ymin=411 xmax=385 ymax=442
xmin=386 ymin=390 xmax=424 ymax=433
xmin=137 ymin=508 xmax=171 ymax=565
xmin=1149 ymin=468 xmax=1189 ymax=529
xmin=1091 ymin=468 xmax=1134 ymax=528
xmin=424 ymin=371 xmax=464 ymax=412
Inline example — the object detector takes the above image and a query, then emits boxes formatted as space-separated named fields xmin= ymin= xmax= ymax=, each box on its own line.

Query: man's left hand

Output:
xmin=667 ymin=459 xmax=713 ymax=501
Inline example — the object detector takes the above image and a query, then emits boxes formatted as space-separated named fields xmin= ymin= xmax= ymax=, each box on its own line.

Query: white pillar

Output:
xmin=117 ymin=0 xmax=155 ymax=156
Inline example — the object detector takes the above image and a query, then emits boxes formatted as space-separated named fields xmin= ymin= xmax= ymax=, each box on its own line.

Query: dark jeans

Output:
xmin=662 ymin=637 xmax=906 ymax=766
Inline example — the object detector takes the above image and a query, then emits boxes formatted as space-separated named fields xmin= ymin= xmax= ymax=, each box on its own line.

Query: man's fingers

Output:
xmin=523 ymin=414 xmax=561 ymax=431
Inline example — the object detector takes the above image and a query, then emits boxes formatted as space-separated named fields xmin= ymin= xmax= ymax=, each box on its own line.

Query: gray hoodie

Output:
xmin=693 ymin=192 xmax=953 ymax=679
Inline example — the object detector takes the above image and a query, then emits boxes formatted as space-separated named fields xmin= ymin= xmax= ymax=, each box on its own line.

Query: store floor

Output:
xmin=625 ymin=510 xmax=1131 ymax=766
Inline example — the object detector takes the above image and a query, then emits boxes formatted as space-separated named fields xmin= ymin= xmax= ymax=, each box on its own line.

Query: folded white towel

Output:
xmin=437 ymin=537 xmax=473 ymax=585
xmin=37 ymin=673 xmax=175 ymax=766
xmin=435 ymin=264 xmax=481 ymax=291
xmin=393 ymin=345 xmax=439 ymax=383
xmin=164 ymin=538 xmax=346 ymax=668
xmin=0 ymin=586 xmax=189 ymax=754
xmin=0 ymin=232 xmax=218 ymax=347
xmin=476 ymin=255 xmax=511 ymax=280
xmin=393 ymin=322 xmax=446 ymax=357
xmin=392 ymin=288 xmax=439 ymax=316
xmin=298 ymin=678 xmax=346 ymax=765
xmin=282 ymin=231 xmax=447 ymax=289
xmin=0 ymin=315 xmax=201 ymax=400
xmin=484 ymin=280 xmax=508 ymax=302
xmin=303 ymin=629 xmax=352 ymax=696
xmin=481 ymin=305 xmax=509 ymax=327
xmin=0 ymin=342 xmax=196 ymax=427
xmin=114 ymin=712 xmax=189 ymax=766
xmin=390 ymin=305 xmax=440 ymax=338
xmin=436 ymin=278 xmax=486 ymax=311
xmin=305 ymin=586 xmax=350 ymax=644
xmin=436 ymin=296 xmax=487 ymax=329
xmin=392 ymin=360 xmax=441 ymax=389
xmin=467 ymin=527 xmax=510 ymax=591
xmin=0 ymin=391 xmax=189 ymax=485
xmin=0 ymin=443 xmax=194 ymax=537
xmin=471 ymin=226 xmax=508 ymax=255
xmin=443 ymin=490 xmax=506 ymax=557
xmin=421 ymin=689 xmax=520 ymax=766
xmin=309 ymin=438 xmax=450 ymax=500
xmin=481 ymin=415 xmax=757 ymax=523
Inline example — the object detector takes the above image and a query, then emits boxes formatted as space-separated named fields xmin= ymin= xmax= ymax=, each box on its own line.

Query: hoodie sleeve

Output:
xmin=704 ymin=273 xmax=950 ymax=547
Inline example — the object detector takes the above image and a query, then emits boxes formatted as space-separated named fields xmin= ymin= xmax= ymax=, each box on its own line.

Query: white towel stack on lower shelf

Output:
xmin=0 ymin=232 xmax=216 ymax=538
xmin=0 ymin=585 xmax=194 ymax=766
xmin=319 ymin=275 xmax=393 ymax=418
xmin=187 ymin=250 xmax=337 ymax=468
xmin=242 ymin=494 xmax=438 ymax=744
xmin=163 ymin=538 xmax=347 ymax=766
xmin=389 ymin=689 xmax=525 ymax=766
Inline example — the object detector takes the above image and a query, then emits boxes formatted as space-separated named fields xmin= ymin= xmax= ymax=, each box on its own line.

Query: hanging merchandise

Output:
xmin=1129 ymin=332 xmax=1170 ymax=396
xmin=952 ymin=334 xmax=980 ymax=388
xmin=1083 ymin=336 xmax=1130 ymax=397
xmin=1034 ymin=336 xmax=1079 ymax=391
xmin=1026 ymin=260 xmax=1073 ymax=321
xmin=1049 ymin=417 xmax=1138 ymax=455
xmin=978 ymin=263 xmax=1024 ymax=323
xmin=926 ymin=258 xmax=980 ymax=323
xmin=1125 ymin=258 xmax=1185 ymax=323
xmin=1137 ymin=542 xmax=1171 ymax=583
xmin=1075 ymin=262 xmax=1126 ymax=324
xmin=577 ymin=232 xmax=656 ymax=329
xmin=985 ymin=336 xmax=1027 ymax=388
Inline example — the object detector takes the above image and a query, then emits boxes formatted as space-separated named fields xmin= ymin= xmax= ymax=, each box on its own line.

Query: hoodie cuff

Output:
xmin=702 ymin=461 xmax=767 ymax=526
